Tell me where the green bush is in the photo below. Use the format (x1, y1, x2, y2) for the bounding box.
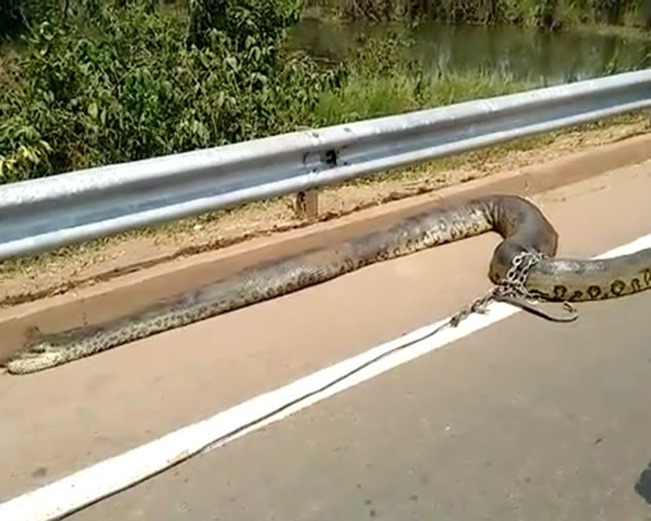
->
(5, 0, 618, 185)
(0, 0, 344, 182)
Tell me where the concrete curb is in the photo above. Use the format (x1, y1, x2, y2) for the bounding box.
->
(2, 132, 651, 364)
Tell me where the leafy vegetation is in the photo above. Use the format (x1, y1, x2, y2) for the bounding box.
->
(0, 0, 648, 184)
(0, 0, 348, 181)
(0, 0, 542, 184)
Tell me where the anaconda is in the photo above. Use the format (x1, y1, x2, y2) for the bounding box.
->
(5, 194, 651, 375)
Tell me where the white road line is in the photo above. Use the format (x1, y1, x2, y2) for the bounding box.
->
(1, 232, 650, 521)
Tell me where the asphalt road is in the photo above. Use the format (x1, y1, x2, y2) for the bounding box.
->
(70, 287, 651, 521)
(2, 159, 651, 520)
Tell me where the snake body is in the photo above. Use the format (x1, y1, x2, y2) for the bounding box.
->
(5, 194, 651, 375)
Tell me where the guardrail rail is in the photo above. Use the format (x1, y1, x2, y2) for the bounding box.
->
(1, 69, 650, 262)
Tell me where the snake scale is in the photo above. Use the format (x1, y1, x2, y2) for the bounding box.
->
(5, 194, 651, 375)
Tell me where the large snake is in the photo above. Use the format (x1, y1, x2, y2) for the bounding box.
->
(4, 194, 651, 375)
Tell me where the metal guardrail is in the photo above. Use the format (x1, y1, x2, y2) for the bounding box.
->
(1, 69, 651, 262)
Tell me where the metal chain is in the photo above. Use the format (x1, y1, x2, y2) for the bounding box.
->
(447, 250, 578, 328)
(495, 250, 547, 300)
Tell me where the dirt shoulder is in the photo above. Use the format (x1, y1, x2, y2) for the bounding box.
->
(0, 116, 648, 308)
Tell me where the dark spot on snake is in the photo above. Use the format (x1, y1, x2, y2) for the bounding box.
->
(644, 269, 651, 286)
(587, 285, 601, 299)
(632, 277, 642, 292)
(610, 279, 626, 296)
(553, 285, 567, 300)
(570, 290, 583, 301)
(527, 289, 545, 300)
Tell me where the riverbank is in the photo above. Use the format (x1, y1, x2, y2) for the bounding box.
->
(301, 0, 651, 31)
(3, 9, 648, 185)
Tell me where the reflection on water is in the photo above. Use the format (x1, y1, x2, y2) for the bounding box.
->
(290, 20, 651, 84)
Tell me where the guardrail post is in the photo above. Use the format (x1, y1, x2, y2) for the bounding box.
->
(295, 190, 320, 221)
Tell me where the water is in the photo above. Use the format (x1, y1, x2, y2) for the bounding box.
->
(289, 20, 651, 85)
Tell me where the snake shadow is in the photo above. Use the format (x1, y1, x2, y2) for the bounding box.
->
(634, 459, 651, 505)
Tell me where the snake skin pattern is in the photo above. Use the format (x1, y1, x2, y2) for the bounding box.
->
(5, 194, 651, 375)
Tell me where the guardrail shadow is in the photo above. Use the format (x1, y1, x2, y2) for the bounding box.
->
(634, 459, 651, 505)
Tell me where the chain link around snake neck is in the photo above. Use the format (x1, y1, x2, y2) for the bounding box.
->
(448, 250, 578, 327)
(495, 250, 547, 300)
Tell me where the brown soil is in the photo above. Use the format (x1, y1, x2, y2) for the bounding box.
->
(0, 117, 648, 308)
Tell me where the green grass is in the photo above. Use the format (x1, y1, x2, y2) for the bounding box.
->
(307, 26, 539, 125)
(315, 69, 535, 125)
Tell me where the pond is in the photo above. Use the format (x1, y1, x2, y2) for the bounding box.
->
(289, 19, 651, 85)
